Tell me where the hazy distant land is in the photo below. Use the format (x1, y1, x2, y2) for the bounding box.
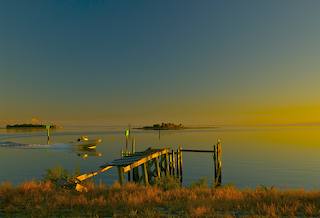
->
(6, 124, 57, 129)
(135, 122, 218, 130)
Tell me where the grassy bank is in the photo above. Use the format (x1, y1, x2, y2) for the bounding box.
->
(0, 180, 320, 217)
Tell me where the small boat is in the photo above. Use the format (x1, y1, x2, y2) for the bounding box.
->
(71, 136, 102, 149)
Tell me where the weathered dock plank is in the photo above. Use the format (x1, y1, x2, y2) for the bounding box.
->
(76, 165, 113, 182)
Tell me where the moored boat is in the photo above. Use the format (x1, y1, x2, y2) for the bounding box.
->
(71, 136, 102, 149)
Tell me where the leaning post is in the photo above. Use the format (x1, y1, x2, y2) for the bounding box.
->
(213, 140, 222, 187)
(213, 144, 217, 185)
(217, 139, 222, 186)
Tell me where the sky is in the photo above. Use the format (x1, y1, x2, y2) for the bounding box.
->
(1, 0, 320, 126)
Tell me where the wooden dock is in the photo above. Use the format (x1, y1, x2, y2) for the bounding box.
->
(74, 141, 222, 192)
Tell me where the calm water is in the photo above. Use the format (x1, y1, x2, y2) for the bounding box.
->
(0, 125, 320, 189)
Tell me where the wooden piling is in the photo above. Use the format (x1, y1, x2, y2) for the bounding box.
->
(133, 167, 139, 182)
(159, 155, 164, 175)
(154, 157, 161, 178)
(118, 167, 124, 186)
(46, 125, 50, 144)
(128, 171, 131, 182)
(213, 145, 217, 183)
(171, 150, 176, 176)
(179, 146, 183, 183)
(142, 163, 149, 185)
(168, 153, 172, 175)
(131, 137, 136, 154)
(216, 140, 222, 186)
(176, 149, 180, 179)
(213, 141, 222, 187)
(165, 153, 169, 175)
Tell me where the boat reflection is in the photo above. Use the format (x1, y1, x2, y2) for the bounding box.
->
(76, 147, 102, 159)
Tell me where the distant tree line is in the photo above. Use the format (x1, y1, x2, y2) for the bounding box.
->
(142, 122, 184, 130)
(6, 124, 56, 129)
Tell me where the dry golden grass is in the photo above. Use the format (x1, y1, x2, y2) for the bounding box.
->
(1, 180, 320, 217)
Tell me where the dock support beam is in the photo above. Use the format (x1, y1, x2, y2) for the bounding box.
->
(155, 158, 161, 178)
(118, 167, 125, 186)
(172, 150, 176, 176)
(142, 163, 149, 185)
(177, 146, 183, 183)
(133, 167, 139, 182)
(46, 125, 50, 144)
(213, 140, 222, 187)
(176, 149, 180, 179)
(165, 153, 169, 175)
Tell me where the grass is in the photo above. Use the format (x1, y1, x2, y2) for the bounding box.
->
(0, 180, 320, 217)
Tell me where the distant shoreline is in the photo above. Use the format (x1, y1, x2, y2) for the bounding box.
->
(134, 126, 219, 130)
(6, 124, 57, 129)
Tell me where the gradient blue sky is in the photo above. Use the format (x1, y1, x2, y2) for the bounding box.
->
(1, 1, 320, 125)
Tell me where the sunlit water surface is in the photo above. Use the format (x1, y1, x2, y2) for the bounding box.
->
(0, 125, 320, 189)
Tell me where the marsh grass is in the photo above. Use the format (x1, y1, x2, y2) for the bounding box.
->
(190, 177, 209, 189)
(1, 179, 320, 217)
(43, 166, 80, 188)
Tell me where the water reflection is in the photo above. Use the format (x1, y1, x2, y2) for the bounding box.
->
(0, 125, 320, 188)
(0, 139, 103, 159)
(76, 147, 103, 160)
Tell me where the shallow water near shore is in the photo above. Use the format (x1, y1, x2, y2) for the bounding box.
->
(0, 125, 320, 189)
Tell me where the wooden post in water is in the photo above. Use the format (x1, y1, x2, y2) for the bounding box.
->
(142, 163, 149, 185)
(217, 140, 222, 186)
(168, 152, 172, 175)
(213, 145, 217, 184)
(118, 167, 125, 186)
(155, 157, 161, 178)
(46, 125, 50, 144)
(179, 145, 183, 183)
(213, 140, 222, 187)
(133, 167, 139, 182)
(171, 149, 176, 176)
(131, 137, 136, 154)
(165, 153, 169, 175)
(128, 171, 131, 182)
(125, 129, 129, 153)
(176, 148, 180, 179)
(127, 137, 131, 182)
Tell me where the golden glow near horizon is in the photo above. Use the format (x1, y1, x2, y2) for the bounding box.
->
(1, 1, 320, 127)
(2, 102, 320, 127)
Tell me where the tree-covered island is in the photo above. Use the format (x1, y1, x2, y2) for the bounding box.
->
(138, 122, 185, 130)
(6, 124, 57, 129)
